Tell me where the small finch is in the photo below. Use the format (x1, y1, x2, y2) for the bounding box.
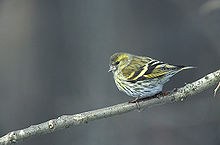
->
(109, 52, 194, 102)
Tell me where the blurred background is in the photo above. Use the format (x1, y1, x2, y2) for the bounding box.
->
(0, 0, 220, 145)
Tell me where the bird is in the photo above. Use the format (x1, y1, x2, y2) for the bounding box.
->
(109, 52, 194, 102)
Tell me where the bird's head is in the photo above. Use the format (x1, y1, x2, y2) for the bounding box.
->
(109, 52, 129, 72)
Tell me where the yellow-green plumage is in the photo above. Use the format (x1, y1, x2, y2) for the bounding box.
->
(109, 52, 194, 99)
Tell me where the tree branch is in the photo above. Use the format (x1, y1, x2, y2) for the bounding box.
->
(0, 69, 220, 145)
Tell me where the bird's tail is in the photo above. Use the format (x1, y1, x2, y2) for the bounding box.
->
(178, 65, 196, 71)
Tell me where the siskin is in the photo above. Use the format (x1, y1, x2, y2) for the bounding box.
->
(109, 52, 194, 102)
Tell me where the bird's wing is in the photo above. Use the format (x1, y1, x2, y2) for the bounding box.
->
(143, 63, 172, 79)
(121, 56, 182, 82)
(143, 64, 193, 79)
(120, 56, 150, 80)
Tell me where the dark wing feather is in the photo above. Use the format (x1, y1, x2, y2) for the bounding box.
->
(143, 64, 184, 79)
(122, 56, 184, 82)
(121, 56, 153, 81)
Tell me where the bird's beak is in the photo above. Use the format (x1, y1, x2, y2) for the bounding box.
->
(108, 65, 116, 72)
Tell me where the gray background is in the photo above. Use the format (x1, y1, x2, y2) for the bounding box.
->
(0, 0, 220, 145)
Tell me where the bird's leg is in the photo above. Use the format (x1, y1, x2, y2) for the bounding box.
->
(129, 89, 178, 110)
(129, 97, 140, 103)
(136, 101, 141, 111)
(159, 88, 178, 96)
(129, 97, 141, 110)
(155, 91, 166, 98)
(171, 88, 178, 93)
(140, 93, 163, 101)
(153, 89, 178, 99)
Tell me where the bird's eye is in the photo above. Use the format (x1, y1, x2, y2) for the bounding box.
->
(115, 61, 120, 65)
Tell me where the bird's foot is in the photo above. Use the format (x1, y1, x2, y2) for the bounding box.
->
(157, 91, 168, 97)
(154, 88, 178, 99)
(171, 88, 178, 93)
(160, 88, 178, 96)
(129, 97, 140, 103)
(129, 97, 142, 111)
